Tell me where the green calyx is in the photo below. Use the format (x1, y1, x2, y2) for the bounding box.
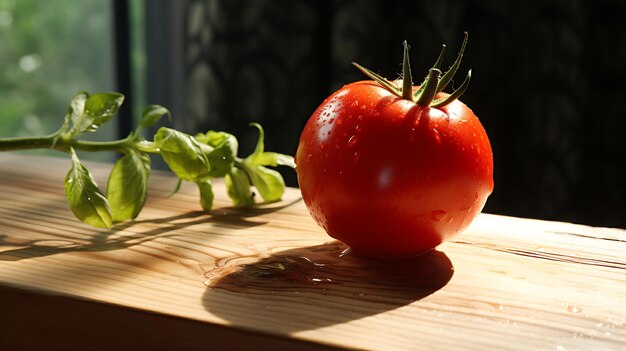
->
(352, 32, 471, 108)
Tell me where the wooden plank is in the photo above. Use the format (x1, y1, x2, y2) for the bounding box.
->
(0, 153, 625, 350)
(0, 284, 343, 351)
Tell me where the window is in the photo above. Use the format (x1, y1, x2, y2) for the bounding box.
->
(0, 0, 115, 161)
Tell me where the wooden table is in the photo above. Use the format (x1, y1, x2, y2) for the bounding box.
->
(0, 153, 624, 350)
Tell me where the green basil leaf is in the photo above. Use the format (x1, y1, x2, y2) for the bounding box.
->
(198, 131, 239, 154)
(64, 148, 113, 228)
(246, 165, 285, 203)
(225, 167, 253, 206)
(67, 91, 88, 133)
(193, 133, 208, 144)
(194, 130, 238, 178)
(107, 150, 151, 222)
(245, 122, 265, 163)
(138, 104, 170, 130)
(205, 145, 235, 178)
(244, 123, 294, 168)
(71, 92, 125, 135)
(168, 177, 183, 197)
(154, 127, 211, 181)
(252, 152, 296, 168)
(196, 179, 214, 212)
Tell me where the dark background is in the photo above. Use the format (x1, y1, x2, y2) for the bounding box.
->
(144, 0, 625, 228)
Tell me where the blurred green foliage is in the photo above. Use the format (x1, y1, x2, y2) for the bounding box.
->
(0, 0, 115, 158)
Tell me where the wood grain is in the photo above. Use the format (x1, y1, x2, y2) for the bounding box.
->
(0, 153, 624, 350)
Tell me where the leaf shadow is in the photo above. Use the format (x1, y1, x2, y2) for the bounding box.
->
(203, 241, 454, 332)
(0, 197, 302, 262)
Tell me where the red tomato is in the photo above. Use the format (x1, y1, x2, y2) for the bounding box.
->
(296, 35, 493, 256)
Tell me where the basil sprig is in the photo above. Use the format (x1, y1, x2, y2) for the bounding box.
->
(1, 92, 294, 228)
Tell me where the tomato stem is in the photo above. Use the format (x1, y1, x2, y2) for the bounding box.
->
(432, 70, 472, 108)
(436, 32, 468, 94)
(433, 44, 447, 70)
(352, 62, 401, 95)
(413, 44, 447, 100)
(401, 41, 413, 100)
(352, 32, 471, 108)
(415, 68, 441, 106)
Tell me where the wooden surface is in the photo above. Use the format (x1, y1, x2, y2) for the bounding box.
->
(0, 153, 624, 350)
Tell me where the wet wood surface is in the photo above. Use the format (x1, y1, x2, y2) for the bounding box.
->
(0, 153, 624, 350)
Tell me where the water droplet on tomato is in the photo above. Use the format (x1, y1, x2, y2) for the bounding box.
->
(431, 210, 447, 222)
(347, 135, 358, 148)
(329, 118, 335, 124)
(353, 151, 361, 164)
(433, 129, 441, 143)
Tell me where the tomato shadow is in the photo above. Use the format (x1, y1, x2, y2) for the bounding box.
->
(203, 241, 454, 332)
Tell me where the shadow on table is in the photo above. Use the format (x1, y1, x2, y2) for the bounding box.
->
(203, 241, 454, 332)
(0, 198, 302, 262)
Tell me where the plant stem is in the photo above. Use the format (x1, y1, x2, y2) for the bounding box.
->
(0, 134, 57, 151)
(63, 138, 130, 153)
(135, 140, 160, 154)
(0, 134, 160, 154)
